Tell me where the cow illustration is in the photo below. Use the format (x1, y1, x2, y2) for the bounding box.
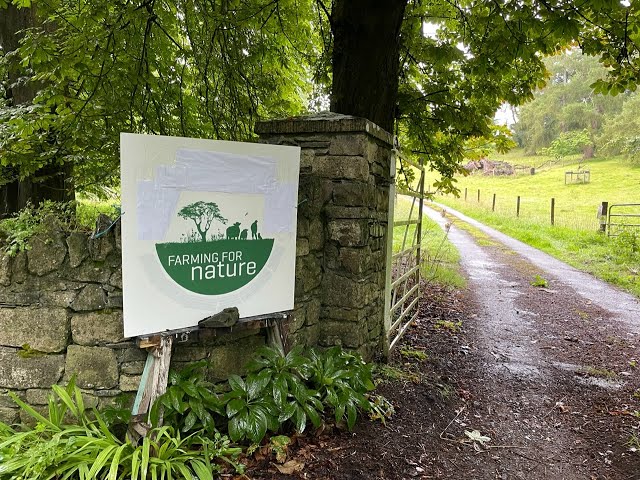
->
(226, 222, 241, 240)
(240, 229, 248, 240)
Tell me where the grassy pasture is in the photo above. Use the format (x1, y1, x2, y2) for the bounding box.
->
(433, 153, 640, 297)
(393, 196, 465, 288)
(437, 154, 640, 231)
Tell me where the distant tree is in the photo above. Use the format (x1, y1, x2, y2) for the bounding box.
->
(177, 201, 226, 242)
(513, 50, 626, 154)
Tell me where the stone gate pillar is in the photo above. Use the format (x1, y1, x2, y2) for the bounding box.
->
(255, 113, 394, 360)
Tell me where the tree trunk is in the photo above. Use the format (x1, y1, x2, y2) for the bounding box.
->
(0, 4, 73, 217)
(330, 0, 407, 133)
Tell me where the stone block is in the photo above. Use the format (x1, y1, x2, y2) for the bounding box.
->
(0, 290, 39, 306)
(65, 345, 119, 389)
(0, 390, 22, 408)
(120, 361, 146, 375)
(305, 298, 321, 326)
(0, 406, 18, 424)
(26, 388, 52, 405)
(66, 232, 88, 268)
(0, 307, 69, 353)
(106, 293, 123, 309)
(314, 156, 369, 181)
(120, 375, 142, 392)
(0, 255, 10, 286)
(308, 218, 324, 251)
(71, 284, 107, 311)
(27, 235, 67, 276)
(295, 255, 322, 294)
(297, 218, 309, 238)
(332, 182, 374, 207)
(0, 348, 64, 389)
(11, 252, 27, 283)
(339, 247, 372, 275)
(65, 261, 112, 283)
(109, 267, 122, 289)
(325, 206, 370, 220)
(319, 321, 368, 349)
(116, 347, 148, 364)
(296, 238, 310, 257)
(206, 335, 265, 381)
(323, 272, 367, 308)
(71, 311, 124, 345)
(328, 219, 369, 247)
(172, 346, 210, 362)
(39, 290, 78, 308)
(328, 134, 366, 156)
(89, 215, 115, 261)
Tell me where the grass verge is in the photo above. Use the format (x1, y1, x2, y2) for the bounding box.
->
(393, 196, 465, 288)
(435, 200, 640, 298)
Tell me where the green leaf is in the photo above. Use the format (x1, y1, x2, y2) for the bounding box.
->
(182, 411, 197, 432)
(226, 398, 245, 418)
(346, 403, 357, 431)
(228, 375, 245, 393)
(293, 406, 307, 434)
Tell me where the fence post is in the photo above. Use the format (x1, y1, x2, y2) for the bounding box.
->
(477, 189, 480, 203)
(598, 201, 608, 233)
(551, 198, 555, 226)
(492, 193, 496, 212)
(464, 188, 467, 201)
(516, 196, 521, 217)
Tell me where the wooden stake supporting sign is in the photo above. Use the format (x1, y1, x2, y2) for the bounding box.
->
(127, 335, 173, 443)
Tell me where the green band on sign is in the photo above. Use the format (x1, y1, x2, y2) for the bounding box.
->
(155, 239, 274, 295)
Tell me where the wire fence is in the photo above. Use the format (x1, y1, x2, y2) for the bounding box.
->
(439, 188, 600, 231)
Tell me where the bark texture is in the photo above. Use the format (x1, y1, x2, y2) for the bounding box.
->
(330, 0, 408, 133)
(0, 4, 72, 217)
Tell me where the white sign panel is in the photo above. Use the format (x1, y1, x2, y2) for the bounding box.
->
(120, 133, 301, 338)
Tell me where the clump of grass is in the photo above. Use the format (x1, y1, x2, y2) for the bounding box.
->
(530, 274, 548, 287)
(434, 319, 462, 333)
(399, 347, 429, 361)
(374, 364, 421, 384)
(581, 366, 617, 378)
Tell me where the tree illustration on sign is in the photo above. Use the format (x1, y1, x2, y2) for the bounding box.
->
(177, 201, 227, 242)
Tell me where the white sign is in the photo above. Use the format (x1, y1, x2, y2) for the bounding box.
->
(120, 133, 300, 338)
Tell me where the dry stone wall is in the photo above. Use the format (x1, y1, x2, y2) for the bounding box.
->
(256, 113, 394, 361)
(0, 220, 265, 424)
(0, 113, 394, 423)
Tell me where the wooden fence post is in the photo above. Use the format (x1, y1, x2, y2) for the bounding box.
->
(492, 193, 496, 212)
(464, 188, 467, 201)
(551, 198, 555, 226)
(516, 196, 521, 217)
(477, 189, 480, 203)
(598, 201, 608, 233)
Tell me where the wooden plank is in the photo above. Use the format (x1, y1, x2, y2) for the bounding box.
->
(392, 244, 420, 261)
(390, 283, 419, 314)
(127, 335, 173, 443)
(391, 264, 420, 289)
(389, 310, 420, 351)
(388, 296, 420, 334)
(393, 219, 419, 227)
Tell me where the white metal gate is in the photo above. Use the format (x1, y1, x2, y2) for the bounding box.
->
(384, 146, 425, 351)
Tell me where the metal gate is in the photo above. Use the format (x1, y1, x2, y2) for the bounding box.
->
(384, 146, 425, 351)
(607, 203, 640, 237)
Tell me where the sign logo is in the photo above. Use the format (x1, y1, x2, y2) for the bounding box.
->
(155, 200, 273, 295)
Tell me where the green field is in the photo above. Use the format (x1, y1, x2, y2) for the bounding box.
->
(434, 152, 640, 297)
(437, 154, 640, 231)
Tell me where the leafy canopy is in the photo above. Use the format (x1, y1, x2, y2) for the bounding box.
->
(1, 0, 640, 195)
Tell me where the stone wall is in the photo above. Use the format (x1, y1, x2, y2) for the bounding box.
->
(0, 219, 265, 424)
(0, 113, 394, 423)
(256, 113, 394, 361)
